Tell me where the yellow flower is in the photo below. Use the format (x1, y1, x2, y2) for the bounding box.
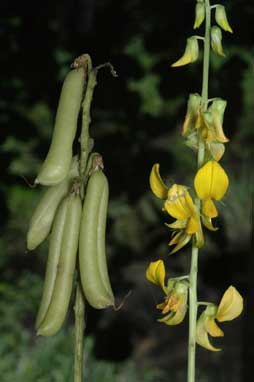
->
(150, 164, 203, 253)
(194, 160, 229, 222)
(146, 260, 188, 325)
(171, 37, 199, 67)
(196, 286, 243, 352)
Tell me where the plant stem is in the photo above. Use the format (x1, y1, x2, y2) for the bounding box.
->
(80, 57, 97, 176)
(187, 1, 211, 382)
(74, 282, 86, 382)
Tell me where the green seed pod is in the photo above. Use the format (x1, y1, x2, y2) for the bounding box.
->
(35, 196, 69, 328)
(37, 192, 82, 336)
(35, 68, 85, 186)
(27, 157, 79, 250)
(79, 170, 114, 309)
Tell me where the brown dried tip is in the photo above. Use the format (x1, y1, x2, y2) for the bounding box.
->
(71, 54, 90, 69)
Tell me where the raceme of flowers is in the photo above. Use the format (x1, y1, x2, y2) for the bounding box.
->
(146, 260, 243, 351)
(149, 160, 229, 254)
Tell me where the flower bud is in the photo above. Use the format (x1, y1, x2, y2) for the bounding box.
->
(194, 3, 205, 29)
(215, 5, 233, 33)
(182, 93, 202, 136)
(171, 36, 199, 67)
(208, 99, 229, 143)
(211, 26, 225, 57)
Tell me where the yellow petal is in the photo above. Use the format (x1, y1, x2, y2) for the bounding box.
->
(158, 288, 188, 325)
(166, 220, 187, 230)
(196, 312, 221, 352)
(171, 37, 199, 67)
(146, 260, 166, 291)
(165, 185, 195, 220)
(186, 215, 199, 234)
(204, 317, 224, 337)
(202, 198, 218, 218)
(216, 286, 243, 322)
(194, 160, 229, 201)
(169, 233, 192, 254)
(201, 215, 218, 231)
(149, 164, 169, 199)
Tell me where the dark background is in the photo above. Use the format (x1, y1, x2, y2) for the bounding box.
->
(0, 0, 253, 381)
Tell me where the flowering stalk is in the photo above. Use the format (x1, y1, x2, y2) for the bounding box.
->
(188, 1, 211, 381)
(147, 1, 243, 381)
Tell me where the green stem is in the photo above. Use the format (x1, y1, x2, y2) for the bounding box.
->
(74, 282, 86, 382)
(187, 1, 211, 382)
(80, 57, 97, 176)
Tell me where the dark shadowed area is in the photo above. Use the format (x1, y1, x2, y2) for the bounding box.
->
(0, 0, 253, 381)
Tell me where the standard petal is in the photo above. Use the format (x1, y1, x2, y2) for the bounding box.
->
(149, 164, 169, 199)
(145, 260, 166, 291)
(194, 161, 229, 201)
(216, 286, 243, 322)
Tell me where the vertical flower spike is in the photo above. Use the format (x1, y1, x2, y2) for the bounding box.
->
(216, 286, 243, 322)
(211, 26, 225, 57)
(215, 5, 233, 33)
(171, 37, 199, 67)
(194, 160, 229, 219)
(149, 164, 169, 199)
(193, 2, 205, 29)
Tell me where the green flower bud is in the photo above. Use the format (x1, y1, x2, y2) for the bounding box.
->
(215, 5, 233, 33)
(194, 3, 205, 29)
(211, 26, 225, 57)
(171, 36, 199, 67)
(182, 93, 202, 136)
